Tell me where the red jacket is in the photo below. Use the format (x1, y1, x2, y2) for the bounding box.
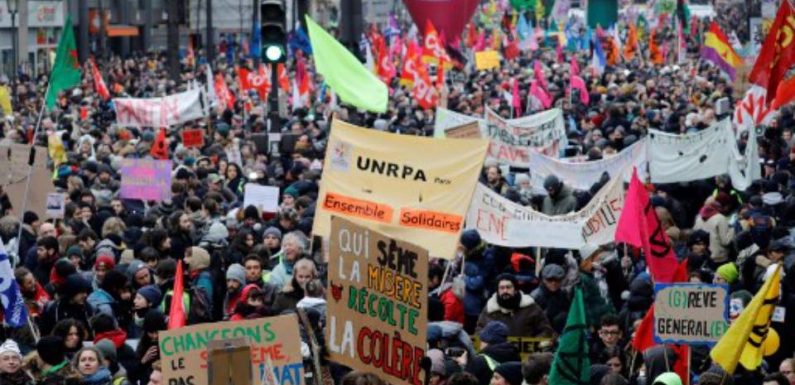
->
(440, 288, 465, 324)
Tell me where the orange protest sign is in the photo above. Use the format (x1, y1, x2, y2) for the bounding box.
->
(181, 129, 205, 148)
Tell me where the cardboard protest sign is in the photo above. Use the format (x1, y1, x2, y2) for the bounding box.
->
(313, 119, 488, 259)
(114, 88, 206, 127)
(467, 167, 626, 248)
(444, 121, 482, 139)
(653, 283, 730, 344)
(181, 129, 205, 148)
(244, 183, 280, 213)
(433, 108, 485, 138)
(45, 193, 65, 219)
(327, 216, 429, 385)
(119, 159, 172, 201)
(0, 143, 54, 218)
(159, 314, 304, 385)
(475, 50, 501, 70)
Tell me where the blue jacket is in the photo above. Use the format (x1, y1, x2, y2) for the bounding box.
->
(192, 271, 214, 306)
(87, 288, 116, 317)
(463, 243, 496, 316)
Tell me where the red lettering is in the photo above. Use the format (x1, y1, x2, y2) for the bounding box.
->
(357, 327, 372, 364)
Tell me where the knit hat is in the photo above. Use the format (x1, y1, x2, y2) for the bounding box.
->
(186, 247, 211, 271)
(50, 258, 77, 286)
(263, 226, 282, 239)
(543, 175, 562, 191)
(66, 245, 83, 260)
(427, 324, 443, 344)
(226, 263, 246, 286)
(716, 263, 739, 284)
(137, 285, 163, 307)
(91, 313, 117, 334)
(126, 259, 147, 279)
(94, 339, 117, 364)
(22, 211, 39, 225)
(59, 274, 91, 298)
(652, 372, 683, 385)
(541, 264, 566, 280)
(243, 205, 260, 221)
(37, 336, 66, 366)
(426, 349, 446, 375)
(459, 229, 481, 251)
(0, 340, 21, 358)
(479, 321, 509, 344)
(579, 244, 601, 260)
(493, 362, 523, 385)
(95, 255, 115, 270)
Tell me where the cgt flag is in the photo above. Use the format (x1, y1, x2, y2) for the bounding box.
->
(710, 265, 781, 373)
(549, 288, 590, 385)
(749, 0, 795, 103)
(0, 240, 29, 328)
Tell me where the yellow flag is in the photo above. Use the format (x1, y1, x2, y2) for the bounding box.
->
(48, 134, 67, 167)
(710, 265, 781, 373)
(0, 86, 12, 115)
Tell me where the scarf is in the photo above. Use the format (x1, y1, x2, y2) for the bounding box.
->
(82, 367, 112, 385)
(42, 360, 69, 377)
(94, 329, 127, 348)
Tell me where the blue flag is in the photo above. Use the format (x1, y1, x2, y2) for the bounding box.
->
(591, 33, 606, 74)
(518, 13, 531, 41)
(288, 26, 312, 55)
(0, 241, 28, 328)
(251, 23, 261, 58)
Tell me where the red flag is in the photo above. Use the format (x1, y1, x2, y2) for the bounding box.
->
(504, 35, 520, 60)
(295, 51, 312, 103)
(150, 128, 168, 160)
(615, 168, 679, 283)
(168, 260, 186, 329)
(624, 23, 638, 61)
(570, 57, 580, 77)
(631, 304, 656, 352)
(511, 78, 522, 116)
(534, 60, 548, 91)
(375, 37, 396, 84)
(650, 28, 664, 65)
(277, 64, 290, 92)
(215, 73, 235, 110)
(400, 42, 421, 86)
(422, 20, 450, 65)
(90, 59, 110, 101)
(750, 0, 795, 103)
(466, 23, 478, 48)
(412, 59, 438, 109)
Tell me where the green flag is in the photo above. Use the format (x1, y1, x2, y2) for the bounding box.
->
(46, 15, 81, 109)
(305, 16, 387, 113)
(548, 288, 590, 385)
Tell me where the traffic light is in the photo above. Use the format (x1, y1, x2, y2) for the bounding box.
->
(261, 0, 287, 63)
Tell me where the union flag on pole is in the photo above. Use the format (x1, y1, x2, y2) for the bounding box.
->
(749, 0, 795, 103)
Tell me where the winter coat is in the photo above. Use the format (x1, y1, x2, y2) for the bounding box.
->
(530, 285, 570, 333)
(39, 300, 94, 336)
(87, 289, 116, 318)
(465, 342, 521, 385)
(693, 211, 734, 264)
(541, 185, 578, 215)
(475, 292, 554, 338)
(428, 320, 476, 357)
(439, 286, 465, 324)
(462, 243, 496, 317)
(271, 282, 305, 315)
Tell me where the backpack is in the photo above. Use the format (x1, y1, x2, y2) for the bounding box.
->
(187, 287, 213, 324)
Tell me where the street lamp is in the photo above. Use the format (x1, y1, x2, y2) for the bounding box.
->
(7, 0, 18, 89)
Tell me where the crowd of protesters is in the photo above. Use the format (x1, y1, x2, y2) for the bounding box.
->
(0, 6, 790, 385)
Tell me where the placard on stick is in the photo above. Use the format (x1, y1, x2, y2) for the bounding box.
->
(326, 216, 429, 385)
(159, 314, 305, 385)
(653, 283, 729, 345)
(475, 50, 501, 70)
(182, 129, 205, 148)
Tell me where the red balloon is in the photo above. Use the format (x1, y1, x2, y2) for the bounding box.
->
(402, 0, 480, 42)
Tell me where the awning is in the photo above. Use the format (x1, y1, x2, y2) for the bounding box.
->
(107, 25, 139, 37)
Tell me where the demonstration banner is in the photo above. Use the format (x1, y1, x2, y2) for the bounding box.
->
(527, 139, 648, 191)
(119, 159, 172, 201)
(313, 119, 488, 259)
(653, 283, 729, 344)
(433, 108, 484, 138)
(467, 167, 626, 248)
(484, 108, 567, 164)
(158, 314, 304, 385)
(114, 88, 206, 127)
(327, 216, 428, 385)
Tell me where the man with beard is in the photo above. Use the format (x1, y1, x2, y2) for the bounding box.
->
(541, 175, 577, 215)
(475, 273, 553, 338)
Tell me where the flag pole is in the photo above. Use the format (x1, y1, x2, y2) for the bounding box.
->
(14, 82, 51, 258)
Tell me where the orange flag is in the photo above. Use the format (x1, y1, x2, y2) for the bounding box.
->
(624, 23, 638, 61)
(650, 28, 664, 65)
(150, 128, 169, 160)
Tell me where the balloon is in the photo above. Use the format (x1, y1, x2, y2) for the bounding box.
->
(762, 328, 780, 356)
(402, 0, 480, 42)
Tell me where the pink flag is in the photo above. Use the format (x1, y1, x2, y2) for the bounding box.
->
(570, 75, 589, 104)
(615, 169, 679, 283)
(529, 32, 539, 51)
(512, 78, 522, 116)
(534, 60, 548, 91)
(570, 57, 580, 77)
(530, 80, 552, 109)
(474, 30, 486, 51)
(556, 44, 564, 63)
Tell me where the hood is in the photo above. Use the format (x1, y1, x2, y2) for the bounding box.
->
(644, 346, 677, 384)
(87, 289, 115, 306)
(552, 184, 574, 202)
(628, 275, 654, 311)
(510, 253, 534, 272)
(481, 342, 521, 363)
(485, 291, 535, 313)
(428, 320, 464, 337)
(94, 329, 127, 349)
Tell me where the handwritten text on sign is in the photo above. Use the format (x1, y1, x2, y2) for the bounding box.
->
(653, 283, 729, 344)
(114, 88, 206, 127)
(327, 216, 429, 385)
(158, 315, 304, 385)
(119, 159, 172, 202)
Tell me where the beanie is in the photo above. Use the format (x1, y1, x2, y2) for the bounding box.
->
(716, 263, 739, 284)
(459, 229, 481, 251)
(226, 263, 246, 286)
(126, 259, 147, 280)
(91, 313, 117, 334)
(493, 362, 523, 385)
(137, 285, 163, 307)
(59, 274, 91, 298)
(50, 258, 77, 287)
(543, 175, 561, 191)
(94, 339, 117, 364)
(37, 336, 66, 366)
(66, 245, 83, 259)
(243, 205, 260, 221)
(478, 321, 509, 344)
(263, 226, 282, 240)
(652, 372, 683, 385)
(0, 340, 21, 358)
(95, 255, 115, 270)
(186, 247, 211, 271)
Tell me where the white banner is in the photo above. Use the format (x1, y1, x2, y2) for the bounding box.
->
(649, 120, 733, 184)
(434, 108, 567, 166)
(527, 139, 648, 192)
(466, 169, 626, 249)
(113, 89, 207, 128)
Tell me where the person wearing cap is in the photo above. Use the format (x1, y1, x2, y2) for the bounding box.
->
(531, 263, 571, 333)
(132, 285, 163, 336)
(223, 263, 246, 319)
(205, 173, 239, 207)
(541, 175, 578, 215)
(491, 362, 523, 385)
(748, 239, 789, 289)
(184, 246, 214, 316)
(714, 262, 739, 287)
(39, 274, 94, 335)
(0, 339, 32, 385)
(693, 197, 734, 266)
(94, 339, 131, 385)
(262, 227, 283, 259)
(476, 273, 553, 338)
(458, 229, 496, 334)
(578, 244, 616, 329)
(457, 320, 520, 385)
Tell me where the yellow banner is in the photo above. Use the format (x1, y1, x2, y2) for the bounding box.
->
(475, 50, 501, 71)
(314, 119, 489, 259)
(0, 86, 12, 115)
